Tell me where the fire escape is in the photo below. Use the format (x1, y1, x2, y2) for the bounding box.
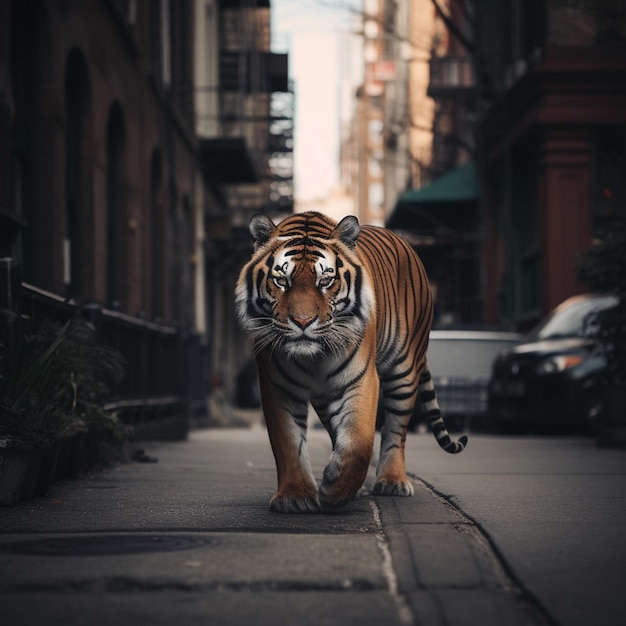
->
(198, 0, 292, 217)
(426, 0, 476, 179)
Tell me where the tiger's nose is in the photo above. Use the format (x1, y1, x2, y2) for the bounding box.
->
(290, 315, 317, 330)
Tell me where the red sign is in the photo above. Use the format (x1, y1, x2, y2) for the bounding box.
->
(372, 60, 397, 81)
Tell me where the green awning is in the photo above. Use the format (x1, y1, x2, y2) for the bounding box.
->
(387, 161, 478, 232)
(397, 161, 477, 204)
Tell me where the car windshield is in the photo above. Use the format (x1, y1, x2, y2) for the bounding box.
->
(529, 296, 618, 341)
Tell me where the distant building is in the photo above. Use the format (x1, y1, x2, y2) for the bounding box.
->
(381, 0, 481, 325)
(193, 0, 292, 403)
(350, 0, 626, 331)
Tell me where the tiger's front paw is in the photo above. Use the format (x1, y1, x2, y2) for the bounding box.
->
(318, 482, 358, 510)
(270, 491, 321, 513)
(318, 458, 361, 510)
(372, 477, 414, 497)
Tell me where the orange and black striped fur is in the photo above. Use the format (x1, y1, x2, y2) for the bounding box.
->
(235, 211, 467, 512)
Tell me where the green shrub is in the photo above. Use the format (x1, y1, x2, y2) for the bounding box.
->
(0, 318, 126, 447)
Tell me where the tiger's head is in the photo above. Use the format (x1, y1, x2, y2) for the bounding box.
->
(235, 212, 374, 359)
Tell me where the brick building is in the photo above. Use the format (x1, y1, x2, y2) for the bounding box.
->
(382, 0, 626, 330)
(476, 0, 626, 329)
(0, 0, 290, 431)
(1, 0, 199, 326)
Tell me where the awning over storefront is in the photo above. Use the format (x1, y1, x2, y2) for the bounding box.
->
(386, 161, 478, 233)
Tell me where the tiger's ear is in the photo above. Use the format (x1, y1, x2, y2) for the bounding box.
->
(249, 214, 276, 250)
(335, 215, 360, 249)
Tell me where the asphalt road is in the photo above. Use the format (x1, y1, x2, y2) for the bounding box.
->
(1, 420, 625, 625)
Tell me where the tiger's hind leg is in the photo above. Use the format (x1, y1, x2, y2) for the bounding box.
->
(373, 371, 419, 497)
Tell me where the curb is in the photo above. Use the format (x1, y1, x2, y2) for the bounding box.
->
(374, 476, 555, 626)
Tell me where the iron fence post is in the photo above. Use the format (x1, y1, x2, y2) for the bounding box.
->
(80, 302, 103, 335)
(0, 258, 21, 360)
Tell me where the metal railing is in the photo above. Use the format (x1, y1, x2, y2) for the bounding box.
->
(1, 258, 206, 440)
(428, 56, 475, 98)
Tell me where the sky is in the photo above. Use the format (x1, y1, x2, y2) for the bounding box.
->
(272, 1, 362, 203)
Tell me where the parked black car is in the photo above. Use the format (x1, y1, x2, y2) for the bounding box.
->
(488, 294, 618, 434)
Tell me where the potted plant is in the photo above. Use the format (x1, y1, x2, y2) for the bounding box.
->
(577, 219, 626, 445)
(0, 317, 126, 504)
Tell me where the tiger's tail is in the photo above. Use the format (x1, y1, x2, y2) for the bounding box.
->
(418, 366, 468, 454)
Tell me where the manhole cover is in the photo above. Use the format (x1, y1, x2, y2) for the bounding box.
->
(2, 534, 216, 557)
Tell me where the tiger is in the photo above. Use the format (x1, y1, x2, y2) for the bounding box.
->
(235, 211, 467, 513)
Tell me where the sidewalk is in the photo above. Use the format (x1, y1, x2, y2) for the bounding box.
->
(0, 426, 549, 626)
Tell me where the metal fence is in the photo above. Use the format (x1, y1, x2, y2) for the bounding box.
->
(1, 258, 207, 441)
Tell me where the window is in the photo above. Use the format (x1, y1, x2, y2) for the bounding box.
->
(593, 126, 626, 235)
(64, 49, 91, 298)
(10, 0, 40, 279)
(106, 103, 126, 309)
(150, 149, 164, 320)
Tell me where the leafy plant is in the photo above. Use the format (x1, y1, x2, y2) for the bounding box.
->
(577, 220, 626, 383)
(0, 317, 126, 447)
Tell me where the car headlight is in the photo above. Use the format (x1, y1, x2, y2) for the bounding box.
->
(536, 354, 584, 374)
